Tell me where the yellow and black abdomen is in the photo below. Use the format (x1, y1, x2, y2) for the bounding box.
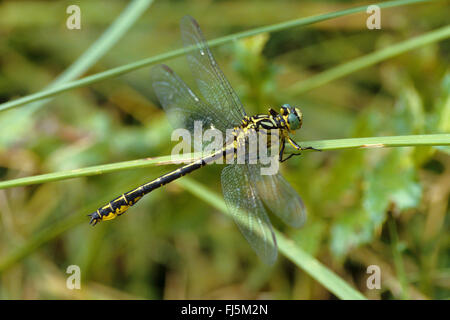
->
(88, 150, 224, 225)
(91, 188, 145, 223)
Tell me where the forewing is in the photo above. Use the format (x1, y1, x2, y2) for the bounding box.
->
(221, 164, 277, 265)
(151, 64, 231, 134)
(248, 165, 307, 228)
(180, 15, 246, 129)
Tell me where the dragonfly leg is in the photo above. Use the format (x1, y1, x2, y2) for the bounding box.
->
(278, 138, 285, 162)
(280, 137, 321, 162)
(288, 137, 322, 152)
(278, 138, 293, 162)
(280, 138, 301, 162)
(300, 146, 322, 152)
(280, 153, 300, 162)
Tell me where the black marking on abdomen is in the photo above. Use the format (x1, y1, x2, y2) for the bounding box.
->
(89, 148, 224, 225)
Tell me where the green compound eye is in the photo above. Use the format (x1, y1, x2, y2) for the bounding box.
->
(288, 113, 300, 130)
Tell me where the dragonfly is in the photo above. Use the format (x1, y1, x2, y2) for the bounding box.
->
(88, 16, 318, 264)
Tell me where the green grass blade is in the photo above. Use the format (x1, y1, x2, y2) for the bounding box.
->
(57, 0, 154, 84)
(0, 0, 154, 148)
(0, 175, 365, 299)
(388, 217, 410, 299)
(296, 134, 450, 150)
(0, 0, 437, 112)
(0, 154, 196, 189)
(0, 214, 86, 273)
(0, 134, 448, 190)
(0, 186, 132, 273)
(1, 132, 448, 297)
(176, 178, 367, 300)
(288, 24, 450, 95)
(275, 233, 366, 300)
(0, 0, 153, 114)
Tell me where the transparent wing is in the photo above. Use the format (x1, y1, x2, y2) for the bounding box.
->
(248, 165, 307, 228)
(151, 64, 234, 134)
(221, 164, 277, 265)
(180, 15, 246, 128)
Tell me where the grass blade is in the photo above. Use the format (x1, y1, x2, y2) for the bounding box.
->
(1, 133, 448, 297)
(289, 24, 450, 94)
(0, 176, 367, 300)
(0, 0, 437, 112)
(0, 0, 154, 114)
(177, 178, 367, 300)
(0, 134, 448, 190)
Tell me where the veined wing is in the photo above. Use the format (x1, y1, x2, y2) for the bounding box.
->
(248, 165, 307, 228)
(221, 164, 277, 265)
(152, 64, 234, 134)
(180, 15, 246, 129)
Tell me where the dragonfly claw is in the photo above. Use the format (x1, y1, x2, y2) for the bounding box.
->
(88, 212, 100, 226)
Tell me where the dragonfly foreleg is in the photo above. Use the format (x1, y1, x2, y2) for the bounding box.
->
(279, 138, 300, 162)
(280, 153, 298, 163)
(288, 137, 321, 152)
(279, 137, 321, 162)
(300, 146, 322, 152)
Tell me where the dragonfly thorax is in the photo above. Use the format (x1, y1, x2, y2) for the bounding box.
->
(239, 104, 303, 134)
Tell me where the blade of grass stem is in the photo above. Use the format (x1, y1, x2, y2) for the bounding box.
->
(1, 0, 153, 115)
(0, 178, 365, 300)
(0, 134, 448, 190)
(0, 0, 437, 112)
(177, 178, 367, 300)
(388, 217, 410, 299)
(0, 213, 85, 273)
(288, 24, 450, 95)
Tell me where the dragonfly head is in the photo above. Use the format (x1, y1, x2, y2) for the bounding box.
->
(280, 104, 303, 132)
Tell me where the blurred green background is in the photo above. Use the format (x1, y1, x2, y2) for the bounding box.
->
(0, 0, 448, 299)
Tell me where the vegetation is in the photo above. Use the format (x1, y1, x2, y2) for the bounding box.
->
(0, 0, 448, 299)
